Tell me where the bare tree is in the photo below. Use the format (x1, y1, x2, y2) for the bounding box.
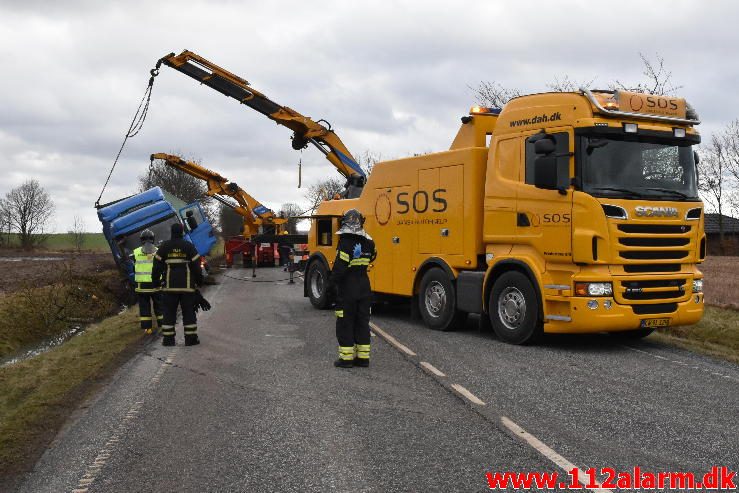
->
(470, 81, 522, 108)
(698, 136, 731, 252)
(358, 150, 382, 176)
(2, 180, 54, 250)
(472, 53, 679, 108)
(68, 215, 86, 252)
(612, 53, 682, 96)
(219, 203, 244, 238)
(140, 155, 217, 226)
(278, 203, 304, 234)
(303, 177, 345, 214)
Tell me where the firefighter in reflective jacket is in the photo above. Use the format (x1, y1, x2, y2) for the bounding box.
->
(152, 222, 204, 347)
(332, 209, 376, 368)
(130, 229, 162, 334)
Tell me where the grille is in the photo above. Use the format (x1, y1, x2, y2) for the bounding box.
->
(623, 263, 681, 273)
(616, 222, 693, 265)
(620, 250, 689, 260)
(632, 303, 677, 315)
(618, 225, 691, 234)
(620, 278, 687, 301)
(619, 237, 690, 247)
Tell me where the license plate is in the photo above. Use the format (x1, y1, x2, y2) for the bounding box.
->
(641, 318, 670, 328)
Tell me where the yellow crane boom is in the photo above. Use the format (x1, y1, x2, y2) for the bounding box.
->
(150, 153, 286, 236)
(156, 50, 366, 198)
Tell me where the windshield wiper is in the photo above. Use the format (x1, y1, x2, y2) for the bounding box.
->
(590, 187, 643, 198)
(643, 187, 690, 199)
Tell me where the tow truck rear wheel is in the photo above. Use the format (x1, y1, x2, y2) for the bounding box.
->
(489, 271, 542, 344)
(418, 268, 466, 331)
(307, 260, 332, 309)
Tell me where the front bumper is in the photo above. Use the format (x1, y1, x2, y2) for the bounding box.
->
(543, 293, 704, 334)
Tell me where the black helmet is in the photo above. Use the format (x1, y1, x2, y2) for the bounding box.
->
(337, 209, 365, 235)
(140, 229, 155, 243)
(171, 222, 184, 239)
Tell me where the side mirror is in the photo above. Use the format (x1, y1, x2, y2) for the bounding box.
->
(534, 156, 558, 190)
(534, 138, 555, 155)
(693, 150, 700, 165)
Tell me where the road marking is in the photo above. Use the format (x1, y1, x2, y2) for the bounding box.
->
(370, 322, 416, 356)
(72, 348, 177, 491)
(451, 383, 485, 405)
(371, 320, 614, 490)
(623, 345, 739, 382)
(501, 417, 612, 492)
(420, 361, 446, 377)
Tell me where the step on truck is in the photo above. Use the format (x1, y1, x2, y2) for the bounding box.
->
(97, 187, 217, 284)
(305, 89, 705, 343)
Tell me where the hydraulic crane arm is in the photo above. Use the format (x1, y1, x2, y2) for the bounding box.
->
(157, 50, 366, 197)
(150, 153, 286, 236)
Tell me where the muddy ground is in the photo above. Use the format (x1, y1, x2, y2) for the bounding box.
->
(0, 250, 122, 296)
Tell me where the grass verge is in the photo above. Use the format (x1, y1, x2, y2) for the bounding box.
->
(0, 308, 145, 490)
(651, 305, 739, 364)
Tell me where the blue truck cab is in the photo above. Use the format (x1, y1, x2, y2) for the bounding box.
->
(97, 187, 216, 283)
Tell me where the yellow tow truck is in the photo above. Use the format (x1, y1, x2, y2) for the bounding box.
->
(155, 50, 704, 343)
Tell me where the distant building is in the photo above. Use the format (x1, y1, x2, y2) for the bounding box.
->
(704, 213, 739, 256)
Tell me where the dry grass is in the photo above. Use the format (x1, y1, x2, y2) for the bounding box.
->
(0, 309, 144, 490)
(701, 256, 739, 309)
(0, 266, 125, 358)
(653, 306, 739, 364)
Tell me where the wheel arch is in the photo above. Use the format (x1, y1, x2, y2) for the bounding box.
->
(482, 259, 543, 318)
(413, 257, 457, 296)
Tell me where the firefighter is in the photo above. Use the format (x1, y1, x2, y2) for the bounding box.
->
(331, 209, 376, 368)
(130, 229, 162, 334)
(152, 222, 204, 347)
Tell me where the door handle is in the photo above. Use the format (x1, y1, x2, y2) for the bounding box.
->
(440, 229, 449, 237)
(392, 236, 400, 244)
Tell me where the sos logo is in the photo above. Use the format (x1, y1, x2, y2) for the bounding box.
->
(397, 189, 448, 214)
(542, 213, 571, 224)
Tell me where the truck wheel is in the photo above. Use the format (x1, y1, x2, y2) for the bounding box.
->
(307, 261, 332, 309)
(489, 271, 541, 344)
(418, 268, 466, 331)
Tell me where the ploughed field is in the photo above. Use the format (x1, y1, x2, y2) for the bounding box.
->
(0, 251, 117, 295)
(701, 256, 739, 309)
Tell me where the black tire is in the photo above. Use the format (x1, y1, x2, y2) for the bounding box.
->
(489, 271, 542, 344)
(418, 268, 466, 331)
(307, 260, 332, 309)
(608, 328, 654, 339)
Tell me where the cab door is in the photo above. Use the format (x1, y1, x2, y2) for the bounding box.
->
(515, 130, 573, 262)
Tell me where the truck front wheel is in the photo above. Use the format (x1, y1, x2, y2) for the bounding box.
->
(418, 268, 466, 331)
(307, 261, 332, 309)
(489, 271, 542, 344)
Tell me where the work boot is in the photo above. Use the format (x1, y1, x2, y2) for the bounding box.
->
(354, 358, 369, 368)
(334, 358, 354, 368)
(185, 334, 200, 346)
(162, 335, 175, 347)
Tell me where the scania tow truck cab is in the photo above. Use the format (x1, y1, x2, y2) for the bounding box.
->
(304, 89, 704, 343)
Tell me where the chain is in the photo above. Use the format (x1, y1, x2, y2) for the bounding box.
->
(95, 65, 162, 208)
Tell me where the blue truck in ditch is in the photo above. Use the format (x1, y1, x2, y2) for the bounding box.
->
(97, 187, 216, 284)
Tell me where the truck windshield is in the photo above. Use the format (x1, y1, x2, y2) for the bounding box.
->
(116, 214, 180, 258)
(579, 134, 698, 201)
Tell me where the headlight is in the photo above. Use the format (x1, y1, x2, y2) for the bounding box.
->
(692, 279, 703, 293)
(575, 282, 613, 296)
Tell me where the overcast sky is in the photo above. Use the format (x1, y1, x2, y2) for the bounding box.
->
(1, 0, 738, 232)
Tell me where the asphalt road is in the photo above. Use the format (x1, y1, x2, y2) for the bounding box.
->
(17, 267, 739, 492)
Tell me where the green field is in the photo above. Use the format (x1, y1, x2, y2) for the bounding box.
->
(1, 233, 108, 251)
